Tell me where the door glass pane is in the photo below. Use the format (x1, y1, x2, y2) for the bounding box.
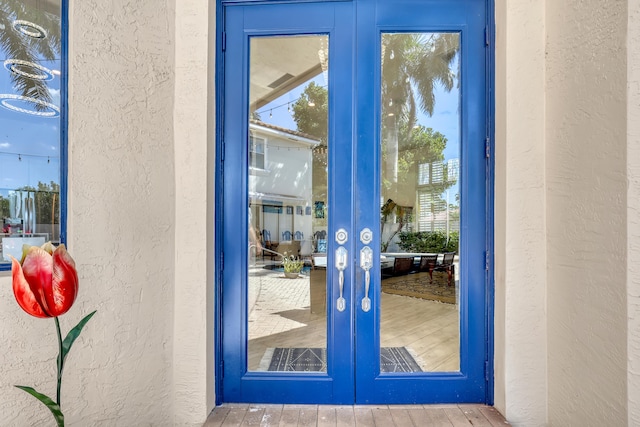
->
(247, 35, 329, 372)
(379, 32, 460, 372)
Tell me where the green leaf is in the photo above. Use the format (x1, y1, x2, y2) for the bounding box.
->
(60, 310, 97, 369)
(15, 385, 64, 427)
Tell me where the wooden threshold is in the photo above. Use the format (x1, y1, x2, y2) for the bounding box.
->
(204, 403, 510, 426)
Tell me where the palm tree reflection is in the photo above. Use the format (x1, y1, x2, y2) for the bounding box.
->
(0, 0, 60, 110)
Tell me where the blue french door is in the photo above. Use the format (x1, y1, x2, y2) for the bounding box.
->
(219, 0, 490, 404)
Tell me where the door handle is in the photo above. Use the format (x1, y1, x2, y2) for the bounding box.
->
(360, 246, 373, 312)
(335, 246, 348, 312)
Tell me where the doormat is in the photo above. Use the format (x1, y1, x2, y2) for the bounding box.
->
(381, 272, 456, 304)
(261, 347, 422, 373)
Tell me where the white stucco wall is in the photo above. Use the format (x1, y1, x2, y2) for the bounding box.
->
(628, 1, 640, 425)
(173, 0, 216, 424)
(546, 1, 628, 426)
(494, 0, 548, 424)
(68, 0, 177, 424)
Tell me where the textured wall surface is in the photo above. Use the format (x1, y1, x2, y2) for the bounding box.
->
(546, 1, 628, 426)
(494, 0, 548, 424)
(67, 0, 177, 424)
(172, 0, 216, 424)
(0, 278, 61, 426)
(629, 1, 640, 425)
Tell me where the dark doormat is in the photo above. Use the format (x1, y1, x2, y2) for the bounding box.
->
(263, 347, 422, 372)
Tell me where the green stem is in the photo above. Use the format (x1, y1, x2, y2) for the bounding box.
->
(55, 316, 63, 407)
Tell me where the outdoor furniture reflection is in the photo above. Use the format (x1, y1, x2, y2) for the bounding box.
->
(300, 239, 314, 264)
(381, 252, 457, 286)
(314, 230, 327, 240)
(433, 252, 455, 286)
(261, 229, 278, 260)
(382, 256, 414, 277)
(418, 254, 438, 283)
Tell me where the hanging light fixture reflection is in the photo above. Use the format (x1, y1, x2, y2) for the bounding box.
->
(0, 94, 60, 117)
(12, 19, 47, 38)
(4, 59, 54, 81)
(317, 36, 329, 84)
(313, 145, 328, 167)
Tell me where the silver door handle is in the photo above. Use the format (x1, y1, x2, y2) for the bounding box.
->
(335, 246, 348, 312)
(360, 246, 373, 312)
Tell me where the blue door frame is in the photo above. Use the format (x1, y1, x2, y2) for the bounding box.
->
(216, 0, 494, 405)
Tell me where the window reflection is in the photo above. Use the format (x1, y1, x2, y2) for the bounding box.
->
(247, 35, 329, 372)
(0, 0, 62, 266)
(379, 32, 461, 372)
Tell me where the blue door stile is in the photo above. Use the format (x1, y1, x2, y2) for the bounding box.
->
(220, 1, 356, 404)
(353, 0, 488, 403)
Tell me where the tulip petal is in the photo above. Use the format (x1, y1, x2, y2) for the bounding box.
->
(11, 257, 49, 318)
(41, 241, 55, 255)
(48, 245, 79, 317)
(21, 246, 54, 317)
(20, 244, 31, 264)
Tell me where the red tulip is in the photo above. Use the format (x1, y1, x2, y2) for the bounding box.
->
(11, 243, 79, 318)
